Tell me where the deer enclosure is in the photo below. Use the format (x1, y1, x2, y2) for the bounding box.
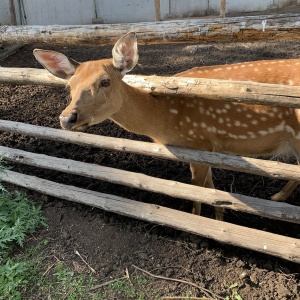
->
(0, 13, 300, 299)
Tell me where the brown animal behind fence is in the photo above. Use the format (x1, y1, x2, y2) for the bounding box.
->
(33, 32, 300, 220)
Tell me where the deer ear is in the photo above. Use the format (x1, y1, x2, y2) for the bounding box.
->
(33, 49, 80, 80)
(112, 32, 138, 75)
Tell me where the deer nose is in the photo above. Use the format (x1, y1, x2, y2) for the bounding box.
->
(59, 112, 78, 130)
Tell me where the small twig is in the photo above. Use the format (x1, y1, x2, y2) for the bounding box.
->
(125, 267, 133, 286)
(42, 263, 56, 276)
(90, 276, 127, 291)
(75, 250, 96, 273)
(132, 265, 224, 300)
(162, 297, 212, 300)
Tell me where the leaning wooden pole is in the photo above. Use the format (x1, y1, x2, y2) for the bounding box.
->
(1, 145, 300, 224)
(1, 67, 300, 108)
(0, 120, 299, 184)
(2, 170, 300, 263)
(1, 13, 300, 45)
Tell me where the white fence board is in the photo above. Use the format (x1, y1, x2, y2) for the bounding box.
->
(0, 0, 296, 25)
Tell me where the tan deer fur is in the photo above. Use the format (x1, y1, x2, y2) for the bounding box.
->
(33, 32, 300, 220)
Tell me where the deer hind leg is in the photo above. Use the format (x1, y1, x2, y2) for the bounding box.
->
(271, 144, 299, 201)
(190, 163, 224, 220)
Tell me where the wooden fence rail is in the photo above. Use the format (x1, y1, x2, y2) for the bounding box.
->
(2, 169, 300, 263)
(1, 13, 300, 45)
(1, 67, 300, 108)
(0, 120, 299, 183)
(1, 144, 300, 224)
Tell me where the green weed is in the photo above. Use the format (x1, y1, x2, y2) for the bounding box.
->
(0, 164, 46, 300)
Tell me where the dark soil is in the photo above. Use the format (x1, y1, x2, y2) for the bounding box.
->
(1, 17, 300, 300)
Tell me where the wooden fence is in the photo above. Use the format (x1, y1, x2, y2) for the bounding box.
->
(0, 15, 300, 263)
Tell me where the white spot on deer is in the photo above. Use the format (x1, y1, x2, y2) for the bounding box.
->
(285, 125, 295, 134)
(186, 103, 195, 108)
(216, 108, 222, 114)
(199, 107, 204, 114)
(254, 68, 258, 72)
(251, 119, 258, 125)
(206, 111, 211, 116)
(207, 126, 216, 133)
(228, 133, 238, 139)
(234, 120, 241, 127)
(260, 116, 267, 121)
(193, 122, 198, 127)
(186, 116, 191, 122)
(273, 122, 285, 132)
(224, 104, 231, 109)
(218, 117, 224, 124)
(248, 132, 257, 138)
(200, 122, 207, 128)
(246, 113, 252, 118)
(268, 112, 275, 117)
(259, 130, 268, 136)
(188, 130, 194, 135)
(211, 113, 216, 119)
(170, 109, 178, 114)
(238, 135, 248, 139)
(218, 129, 226, 135)
(226, 67, 232, 70)
(240, 65, 245, 68)
(179, 121, 184, 126)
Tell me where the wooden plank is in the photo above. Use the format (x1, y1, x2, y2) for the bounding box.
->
(1, 13, 300, 45)
(1, 67, 300, 108)
(2, 170, 300, 263)
(220, 0, 226, 18)
(155, 0, 160, 21)
(0, 145, 299, 224)
(0, 120, 299, 183)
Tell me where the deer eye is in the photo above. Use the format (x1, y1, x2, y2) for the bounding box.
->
(100, 79, 110, 87)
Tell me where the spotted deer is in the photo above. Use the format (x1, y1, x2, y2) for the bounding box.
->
(33, 32, 300, 220)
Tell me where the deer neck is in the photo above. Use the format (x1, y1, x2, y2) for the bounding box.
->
(110, 81, 166, 140)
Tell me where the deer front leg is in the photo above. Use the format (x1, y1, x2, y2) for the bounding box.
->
(190, 163, 224, 220)
(271, 159, 299, 201)
(271, 180, 299, 201)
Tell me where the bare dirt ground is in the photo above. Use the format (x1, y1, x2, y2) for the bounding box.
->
(1, 8, 300, 300)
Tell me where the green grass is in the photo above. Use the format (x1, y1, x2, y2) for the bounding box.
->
(0, 164, 46, 300)
(0, 161, 244, 300)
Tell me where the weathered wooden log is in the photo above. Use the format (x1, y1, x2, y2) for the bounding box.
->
(0, 145, 299, 224)
(0, 120, 299, 183)
(2, 170, 300, 263)
(1, 67, 300, 108)
(1, 13, 300, 45)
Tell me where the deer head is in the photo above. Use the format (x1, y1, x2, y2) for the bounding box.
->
(33, 32, 139, 131)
